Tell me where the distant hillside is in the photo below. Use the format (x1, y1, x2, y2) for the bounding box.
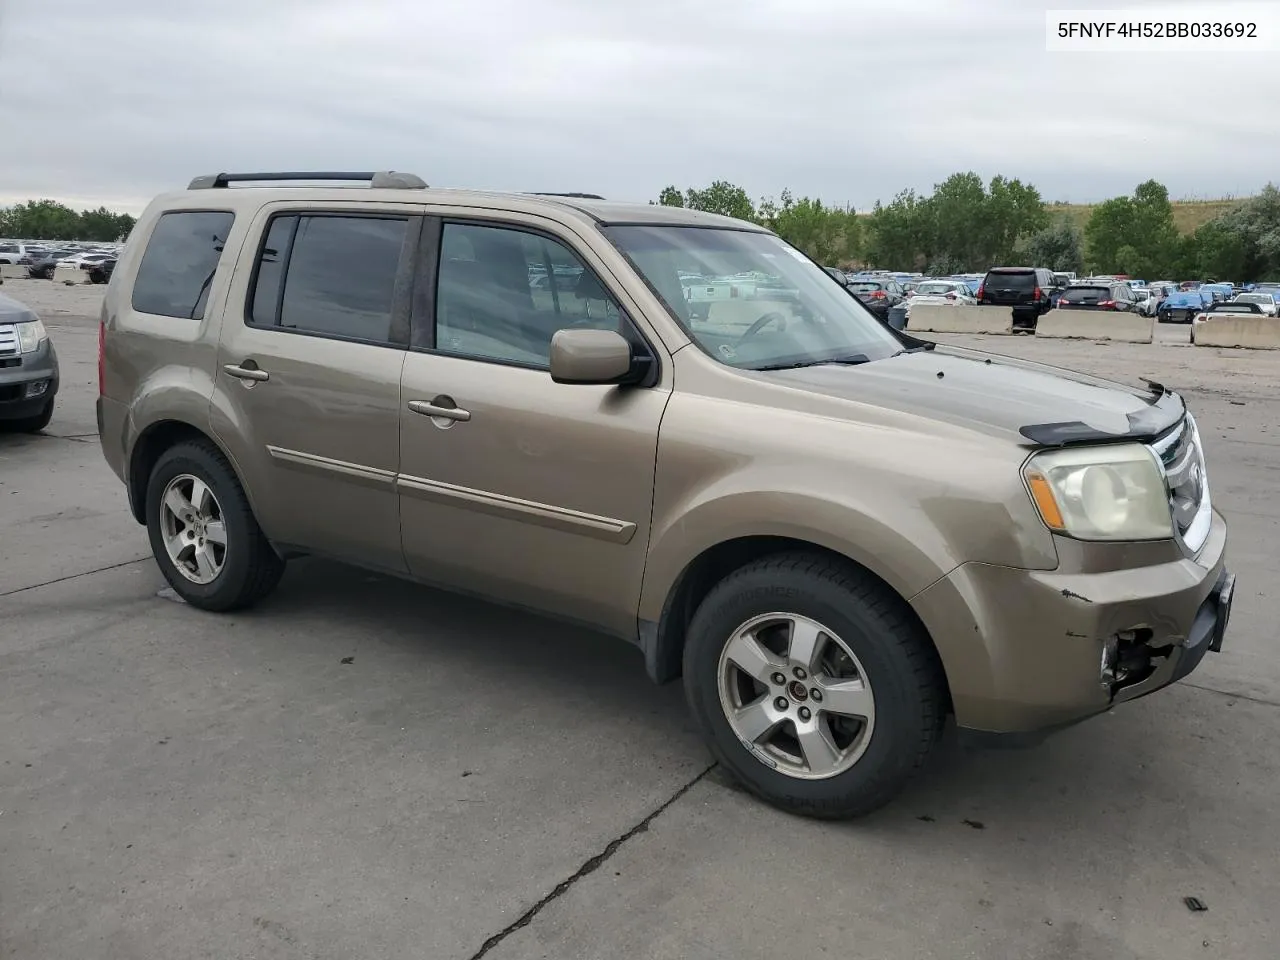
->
(1046, 198, 1243, 235)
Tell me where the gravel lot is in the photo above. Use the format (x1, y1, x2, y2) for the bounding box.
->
(2, 278, 1277, 960)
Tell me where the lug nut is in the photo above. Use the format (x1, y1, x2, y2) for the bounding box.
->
(774, 697, 789, 711)
(811, 688, 823, 702)
(771, 672, 786, 686)
(798, 707, 812, 721)
(793, 667, 807, 680)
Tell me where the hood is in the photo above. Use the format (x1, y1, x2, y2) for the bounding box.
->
(759, 346, 1184, 447)
(0, 293, 39, 325)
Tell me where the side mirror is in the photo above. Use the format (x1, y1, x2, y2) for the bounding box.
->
(549, 328, 638, 385)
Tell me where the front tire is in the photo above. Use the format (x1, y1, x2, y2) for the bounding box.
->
(683, 553, 946, 819)
(145, 440, 284, 611)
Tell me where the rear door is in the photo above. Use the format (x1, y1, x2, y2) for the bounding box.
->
(210, 205, 418, 573)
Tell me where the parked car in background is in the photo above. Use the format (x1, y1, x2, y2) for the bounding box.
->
(1057, 281, 1139, 312)
(0, 291, 59, 432)
(0, 242, 41, 265)
(844, 277, 904, 322)
(1158, 289, 1214, 323)
(1131, 288, 1154, 315)
(906, 279, 976, 309)
(87, 258, 117, 285)
(26, 250, 77, 280)
(1200, 283, 1234, 303)
(1190, 300, 1268, 343)
(977, 267, 1055, 328)
(1231, 292, 1278, 316)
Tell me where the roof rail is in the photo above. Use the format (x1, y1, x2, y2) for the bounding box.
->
(188, 171, 428, 190)
(527, 192, 605, 199)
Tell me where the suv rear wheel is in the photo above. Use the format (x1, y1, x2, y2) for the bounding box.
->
(683, 553, 945, 818)
(145, 440, 284, 611)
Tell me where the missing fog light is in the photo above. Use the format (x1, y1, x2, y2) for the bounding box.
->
(1099, 637, 1120, 686)
(24, 380, 48, 398)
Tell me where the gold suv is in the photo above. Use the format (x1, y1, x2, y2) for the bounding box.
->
(98, 172, 1234, 817)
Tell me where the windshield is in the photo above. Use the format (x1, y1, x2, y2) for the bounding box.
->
(603, 225, 904, 370)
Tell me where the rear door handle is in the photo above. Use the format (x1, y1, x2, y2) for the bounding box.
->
(408, 399, 471, 422)
(224, 363, 270, 382)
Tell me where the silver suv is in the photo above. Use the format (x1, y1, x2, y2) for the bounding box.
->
(98, 172, 1234, 818)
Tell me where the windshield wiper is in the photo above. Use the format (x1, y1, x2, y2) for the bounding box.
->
(752, 354, 872, 371)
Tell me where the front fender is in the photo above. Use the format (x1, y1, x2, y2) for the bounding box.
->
(640, 484, 964, 624)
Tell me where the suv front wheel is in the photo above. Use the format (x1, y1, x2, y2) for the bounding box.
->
(145, 440, 285, 611)
(683, 553, 946, 818)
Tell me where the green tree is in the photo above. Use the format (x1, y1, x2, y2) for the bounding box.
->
(1020, 216, 1085, 272)
(682, 180, 756, 221)
(656, 185, 684, 207)
(79, 206, 134, 242)
(759, 189, 861, 265)
(2, 199, 83, 240)
(1084, 180, 1180, 277)
(1187, 184, 1280, 281)
(866, 172, 1047, 272)
(865, 189, 930, 270)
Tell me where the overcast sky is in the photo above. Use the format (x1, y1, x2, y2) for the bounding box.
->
(2, 0, 1278, 214)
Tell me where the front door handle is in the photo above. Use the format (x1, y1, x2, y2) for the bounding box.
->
(408, 399, 471, 422)
(224, 363, 270, 382)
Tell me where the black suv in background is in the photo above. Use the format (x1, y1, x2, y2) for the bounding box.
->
(977, 266, 1056, 328)
(1057, 281, 1139, 311)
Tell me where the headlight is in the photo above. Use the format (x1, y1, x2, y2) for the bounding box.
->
(1023, 443, 1172, 541)
(16, 320, 48, 354)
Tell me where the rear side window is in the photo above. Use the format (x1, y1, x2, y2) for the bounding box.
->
(131, 211, 235, 319)
(248, 214, 409, 343)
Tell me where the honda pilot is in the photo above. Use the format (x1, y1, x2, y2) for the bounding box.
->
(97, 172, 1234, 818)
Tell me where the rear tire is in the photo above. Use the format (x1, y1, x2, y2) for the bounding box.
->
(683, 552, 946, 819)
(145, 440, 284, 611)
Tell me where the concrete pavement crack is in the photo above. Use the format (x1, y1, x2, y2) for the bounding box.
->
(0, 556, 150, 598)
(1181, 681, 1280, 709)
(466, 762, 716, 960)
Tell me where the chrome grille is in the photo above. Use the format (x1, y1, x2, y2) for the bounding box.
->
(1149, 414, 1211, 553)
(0, 324, 16, 356)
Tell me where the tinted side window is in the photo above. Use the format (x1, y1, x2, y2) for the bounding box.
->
(130, 211, 235, 319)
(434, 222, 624, 367)
(248, 214, 408, 343)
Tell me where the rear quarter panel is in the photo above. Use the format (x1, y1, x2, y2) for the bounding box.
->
(102, 195, 256, 492)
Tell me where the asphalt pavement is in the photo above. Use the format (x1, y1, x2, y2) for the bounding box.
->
(2, 279, 1277, 959)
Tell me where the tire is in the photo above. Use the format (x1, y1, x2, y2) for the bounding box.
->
(683, 552, 946, 819)
(3, 398, 54, 433)
(145, 439, 284, 611)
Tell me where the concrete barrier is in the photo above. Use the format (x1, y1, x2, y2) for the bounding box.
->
(1192, 317, 1280, 350)
(0, 264, 29, 279)
(1035, 310, 1154, 343)
(53, 264, 88, 285)
(906, 304, 1013, 335)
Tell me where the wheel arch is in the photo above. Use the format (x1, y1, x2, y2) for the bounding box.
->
(127, 419, 254, 525)
(640, 534, 952, 719)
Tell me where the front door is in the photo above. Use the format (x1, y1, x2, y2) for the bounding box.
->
(211, 208, 417, 573)
(397, 218, 671, 638)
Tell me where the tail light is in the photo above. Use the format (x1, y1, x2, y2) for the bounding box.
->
(1096, 300, 1117, 309)
(1059, 298, 1070, 306)
(870, 290, 886, 299)
(1032, 286, 1042, 300)
(97, 320, 105, 396)
(976, 284, 984, 300)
